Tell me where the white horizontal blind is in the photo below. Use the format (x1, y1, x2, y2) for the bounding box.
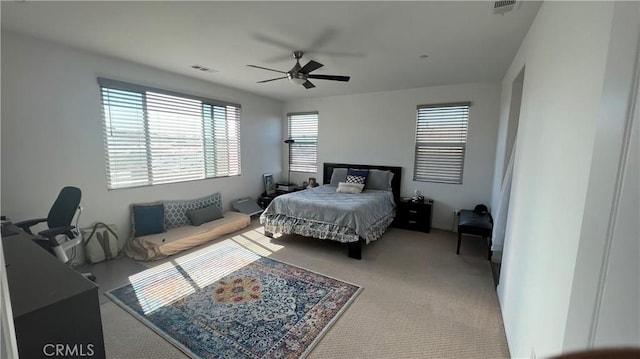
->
(414, 103, 470, 184)
(288, 112, 318, 173)
(99, 78, 241, 189)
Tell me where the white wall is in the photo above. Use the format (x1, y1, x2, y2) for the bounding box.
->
(492, 2, 625, 358)
(564, 1, 640, 350)
(1, 31, 283, 244)
(283, 83, 501, 230)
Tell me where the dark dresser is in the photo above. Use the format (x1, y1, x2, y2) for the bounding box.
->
(394, 198, 433, 233)
(2, 225, 105, 358)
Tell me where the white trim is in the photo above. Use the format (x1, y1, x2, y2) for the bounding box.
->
(0, 239, 19, 359)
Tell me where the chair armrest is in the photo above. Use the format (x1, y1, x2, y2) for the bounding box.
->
(39, 226, 76, 240)
(14, 218, 47, 234)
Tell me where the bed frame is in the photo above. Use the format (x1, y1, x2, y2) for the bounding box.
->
(322, 163, 403, 259)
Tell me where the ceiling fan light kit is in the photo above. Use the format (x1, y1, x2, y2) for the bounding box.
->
(248, 51, 350, 89)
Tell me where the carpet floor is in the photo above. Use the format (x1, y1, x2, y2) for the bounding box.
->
(99, 219, 509, 358)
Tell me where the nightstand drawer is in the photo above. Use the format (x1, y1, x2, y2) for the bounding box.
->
(399, 219, 430, 232)
(401, 207, 427, 217)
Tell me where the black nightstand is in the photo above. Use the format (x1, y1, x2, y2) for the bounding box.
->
(258, 188, 303, 209)
(258, 195, 275, 209)
(394, 198, 433, 233)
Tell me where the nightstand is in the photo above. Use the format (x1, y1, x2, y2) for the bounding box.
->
(394, 198, 433, 233)
(258, 187, 303, 209)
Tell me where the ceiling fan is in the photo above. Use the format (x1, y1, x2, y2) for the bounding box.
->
(247, 51, 350, 89)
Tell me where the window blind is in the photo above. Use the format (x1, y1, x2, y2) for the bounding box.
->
(288, 112, 318, 173)
(99, 78, 241, 189)
(414, 103, 470, 184)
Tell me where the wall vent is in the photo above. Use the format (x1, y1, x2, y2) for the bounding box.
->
(491, 0, 519, 15)
(190, 65, 218, 73)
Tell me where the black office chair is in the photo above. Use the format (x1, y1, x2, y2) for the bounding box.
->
(15, 187, 95, 280)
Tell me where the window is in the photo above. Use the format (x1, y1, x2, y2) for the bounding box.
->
(287, 112, 318, 173)
(414, 103, 470, 184)
(98, 78, 241, 189)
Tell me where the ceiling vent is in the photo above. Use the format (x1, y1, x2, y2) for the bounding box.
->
(491, 1, 519, 15)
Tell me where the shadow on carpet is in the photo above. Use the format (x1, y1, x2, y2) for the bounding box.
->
(106, 242, 361, 358)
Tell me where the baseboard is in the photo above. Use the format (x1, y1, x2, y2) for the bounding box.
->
(491, 261, 501, 288)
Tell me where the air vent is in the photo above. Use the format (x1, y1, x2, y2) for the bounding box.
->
(190, 65, 218, 73)
(491, 0, 519, 15)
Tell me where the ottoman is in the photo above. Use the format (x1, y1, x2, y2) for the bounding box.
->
(457, 208, 493, 260)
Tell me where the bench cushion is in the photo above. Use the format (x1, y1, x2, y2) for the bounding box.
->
(124, 211, 250, 261)
(458, 209, 493, 236)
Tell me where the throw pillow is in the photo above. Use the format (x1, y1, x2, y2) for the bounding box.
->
(336, 182, 365, 194)
(164, 192, 223, 229)
(366, 169, 393, 191)
(186, 204, 224, 226)
(132, 203, 165, 237)
(346, 168, 369, 185)
(329, 168, 348, 187)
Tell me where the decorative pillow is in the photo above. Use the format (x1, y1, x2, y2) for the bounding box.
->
(186, 204, 223, 226)
(132, 203, 165, 237)
(366, 169, 393, 191)
(164, 192, 223, 229)
(336, 182, 365, 194)
(346, 168, 369, 185)
(329, 168, 348, 187)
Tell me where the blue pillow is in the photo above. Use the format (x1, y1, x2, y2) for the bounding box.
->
(132, 204, 166, 237)
(346, 168, 369, 185)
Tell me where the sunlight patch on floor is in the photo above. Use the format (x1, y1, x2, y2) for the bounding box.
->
(128, 241, 262, 314)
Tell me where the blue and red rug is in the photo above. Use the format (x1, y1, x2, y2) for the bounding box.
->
(107, 243, 361, 358)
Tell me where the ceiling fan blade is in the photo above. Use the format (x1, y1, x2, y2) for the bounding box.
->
(263, 53, 296, 63)
(308, 28, 338, 51)
(308, 74, 351, 82)
(303, 80, 316, 89)
(257, 77, 287, 83)
(253, 33, 297, 51)
(299, 60, 323, 74)
(247, 64, 286, 74)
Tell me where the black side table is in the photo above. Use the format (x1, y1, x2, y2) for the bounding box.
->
(394, 198, 433, 233)
(258, 193, 277, 209)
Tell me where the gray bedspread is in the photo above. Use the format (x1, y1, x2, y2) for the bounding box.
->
(260, 185, 395, 242)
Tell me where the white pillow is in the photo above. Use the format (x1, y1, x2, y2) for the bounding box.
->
(336, 182, 365, 194)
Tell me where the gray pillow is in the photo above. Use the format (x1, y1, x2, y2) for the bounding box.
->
(186, 204, 223, 226)
(329, 168, 348, 187)
(366, 169, 393, 191)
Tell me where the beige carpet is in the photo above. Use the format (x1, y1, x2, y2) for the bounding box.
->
(101, 219, 509, 358)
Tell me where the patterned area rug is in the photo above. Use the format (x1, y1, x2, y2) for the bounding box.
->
(106, 243, 362, 358)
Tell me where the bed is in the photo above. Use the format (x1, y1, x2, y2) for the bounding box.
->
(260, 163, 402, 259)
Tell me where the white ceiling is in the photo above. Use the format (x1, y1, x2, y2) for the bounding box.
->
(1, 1, 541, 101)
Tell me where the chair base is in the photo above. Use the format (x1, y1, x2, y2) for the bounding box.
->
(456, 209, 493, 261)
(457, 232, 493, 260)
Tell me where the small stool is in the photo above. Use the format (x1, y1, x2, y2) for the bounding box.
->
(457, 209, 493, 260)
